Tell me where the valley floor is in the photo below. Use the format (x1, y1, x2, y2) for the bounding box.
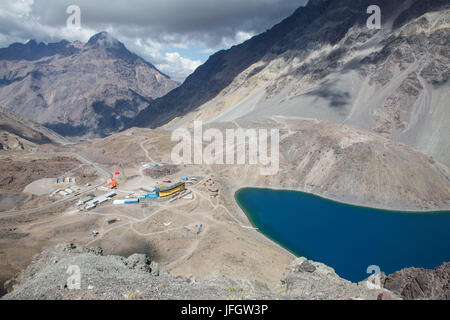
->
(1, 118, 449, 299)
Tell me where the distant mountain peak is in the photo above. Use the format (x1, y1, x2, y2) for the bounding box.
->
(87, 31, 123, 49)
(0, 31, 179, 138)
(25, 40, 37, 46)
(84, 31, 153, 68)
(0, 39, 76, 61)
(307, 0, 330, 6)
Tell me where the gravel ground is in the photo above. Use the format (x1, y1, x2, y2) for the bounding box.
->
(2, 243, 399, 300)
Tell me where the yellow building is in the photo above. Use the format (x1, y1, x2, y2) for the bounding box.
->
(159, 182, 186, 198)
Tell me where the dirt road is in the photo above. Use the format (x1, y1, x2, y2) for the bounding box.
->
(0, 152, 112, 218)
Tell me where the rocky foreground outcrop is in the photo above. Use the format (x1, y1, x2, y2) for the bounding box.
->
(383, 263, 450, 300)
(4, 243, 447, 300)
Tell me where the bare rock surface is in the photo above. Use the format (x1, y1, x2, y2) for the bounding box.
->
(193, 118, 450, 211)
(1, 243, 277, 300)
(131, 0, 450, 167)
(279, 257, 398, 300)
(383, 262, 450, 300)
(0, 108, 68, 151)
(0, 32, 178, 138)
(2, 243, 401, 300)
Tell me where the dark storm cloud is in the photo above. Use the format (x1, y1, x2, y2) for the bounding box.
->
(0, 0, 308, 80)
(31, 0, 307, 47)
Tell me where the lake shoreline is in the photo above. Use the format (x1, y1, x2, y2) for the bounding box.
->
(232, 186, 450, 282)
(217, 178, 450, 283)
(235, 186, 450, 214)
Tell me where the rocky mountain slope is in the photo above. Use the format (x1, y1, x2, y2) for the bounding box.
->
(0, 243, 396, 300)
(80, 117, 450, 211)
(0, 32, 178, 138)
(131, 0, 450, 167)
(212, 118, 450, 211)
(0, 108, 67, 151)
(383, 262, 450, 300)
(2, 243, 447, 300)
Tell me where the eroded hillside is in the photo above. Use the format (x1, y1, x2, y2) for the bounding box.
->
(0, 32, 178, 138)
(131, 0, 450, 167)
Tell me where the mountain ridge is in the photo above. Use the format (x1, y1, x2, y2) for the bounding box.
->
(0, 32, 178, 138)
(0, 108, 68, 151)
(130, 0, 332, 129)
(129, 0, 450, 167)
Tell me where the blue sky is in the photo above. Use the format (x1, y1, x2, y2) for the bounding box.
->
(165, 45, 214, 63)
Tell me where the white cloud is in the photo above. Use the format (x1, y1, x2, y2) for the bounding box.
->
(199, 48, 215, 54)
(0, 0, 96, 46)
(130, 38, 201, 82)
(0, 0, 33, 17)
(221, 31, 255, 48)
(157, 52, 202, 83)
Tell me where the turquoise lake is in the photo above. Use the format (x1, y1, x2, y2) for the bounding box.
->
(235, 188, 450, 282)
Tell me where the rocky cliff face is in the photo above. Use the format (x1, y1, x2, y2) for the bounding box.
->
(384, 262, 450, 300)
(131, 0, 450, 167)
(0, 32, 178, 138)
(3, 243, 447, 300)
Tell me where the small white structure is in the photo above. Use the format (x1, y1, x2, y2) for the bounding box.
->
(114, 198, 139, 205)
(83, 192, 116, 210)
(104, 192, 117, 198)
(76, 195, 94, 207)
(51, 189, 61, 197)
(59, 191, 68, 196)
(65, 188, 73, 194)
(96, 196, 109, 205)
(140, 186, 156, 193)
(85, 202, 97, 210)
